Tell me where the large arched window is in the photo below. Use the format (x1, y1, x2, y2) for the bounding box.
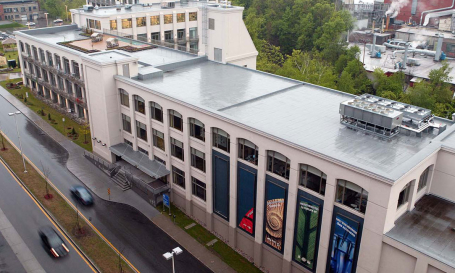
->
(189, 118, 205, 141)
(134, 95, 145, 114)
(267, 151, 290, 180)
(397, 182, 412, 209)
(119, 89, 129, 107)
(299, 164, 326, 195)
(150, 101, 163, 122)
(336, 180, 368, 213)
(238, 138, 258, 165)
(418, 166, 431, 192)
(212, 128, 230, 152)
(169, 110, 183, 131)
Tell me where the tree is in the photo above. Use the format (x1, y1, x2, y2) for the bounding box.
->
(338, 71, 355, 94)
(40, 161, 53, 199)
(407, 82, 436, 110)
(428, 61, 453, 104)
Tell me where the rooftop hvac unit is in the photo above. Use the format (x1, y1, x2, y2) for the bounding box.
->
(125, 4, 132, 9)
(406, 58, 421, 66)
(161, 1, 175, 9)
(83, 5, 94, 11)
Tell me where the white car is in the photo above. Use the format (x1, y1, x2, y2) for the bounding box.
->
(53, 19, 63, 24)
(25, 22, 36, 26)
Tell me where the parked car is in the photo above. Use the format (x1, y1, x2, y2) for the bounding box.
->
(38, 226, 69, 258)
(70, 185, 94, 205)
(25, 22, 36, 26)
(53, 19, 63, 24)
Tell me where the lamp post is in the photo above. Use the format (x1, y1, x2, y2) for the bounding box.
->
(163, 247, 183, 273)
(65, 5, 68, 22)
(8, 111, 27, 173)
(44, 13, 49, 27)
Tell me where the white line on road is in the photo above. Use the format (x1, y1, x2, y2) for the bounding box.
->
(0, 206, 46, 273)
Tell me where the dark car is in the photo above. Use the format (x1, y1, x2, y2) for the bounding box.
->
(38, 226, 69, 258)
(70, 186, 94, 205)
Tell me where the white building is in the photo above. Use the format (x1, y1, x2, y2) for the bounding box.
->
(14, 2, 455, 273)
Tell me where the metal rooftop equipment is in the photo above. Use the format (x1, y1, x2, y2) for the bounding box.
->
(340, 94, 447, 139)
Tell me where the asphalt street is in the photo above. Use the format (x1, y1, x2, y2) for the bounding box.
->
(0, 163, 94, 273)
(0, 95, 212, 273)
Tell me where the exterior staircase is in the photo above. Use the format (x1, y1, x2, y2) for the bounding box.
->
(111, 171, 131, 191)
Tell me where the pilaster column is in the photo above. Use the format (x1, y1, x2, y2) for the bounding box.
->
(254, 147, 267, 267)
(228, 136, 238, 248)
(204, 127, 213, 231)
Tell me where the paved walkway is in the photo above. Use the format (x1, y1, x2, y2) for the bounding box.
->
(0, 86, 234, 273)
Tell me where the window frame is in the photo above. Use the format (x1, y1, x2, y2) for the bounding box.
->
(122, 114, 131, 133)
(172, 166, 185, 189)
(136, 17, 146, 27)
(189, 12, 197, 21)
(150, 15, 159, 25)
(136, 120, 147, 141)
(110, 19, 117, 30)
(170, 137, 184, 161)
(134, 95, 145, 114)
(169, 110, 183, 131)
(212, 128, 230, 152)
(122, 18, 132, 29)
(418, 166, 430, 192)
(267, 151, 290, 180)
(189, 118, 205, 141)
(177, 13, 185, 23)
(192, 177, 206, 201)
(335, 179, 368, 214)
(150, 102, 163, 122)
(152, 129, 165, 151)
(299, 164, 327, 196)
(119, 89, 129, 107)
(164, 14, 173, 24)
(238, 138, 258, 165)
(397, 182, 411, 209)
(191, 147, 206, 172)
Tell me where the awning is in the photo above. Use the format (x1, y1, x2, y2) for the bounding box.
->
(110, 143, 170, 179)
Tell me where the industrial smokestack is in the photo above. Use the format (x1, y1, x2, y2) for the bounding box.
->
(403, 42, 410, 69)
(435, 33, 444, 61)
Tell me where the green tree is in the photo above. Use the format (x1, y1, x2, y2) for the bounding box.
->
(428, 61, 453, 104)
(407, 82, 436, 110)
(338, 71, 355, 94)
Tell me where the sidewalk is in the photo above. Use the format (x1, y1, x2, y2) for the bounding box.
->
(0, 86, 235, 273)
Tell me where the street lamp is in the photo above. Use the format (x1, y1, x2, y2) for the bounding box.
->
(8, 111, 27, 173)
(65, 5, 68, 22)
(44, 13, 49, 27)
(163, 247, 183, 273)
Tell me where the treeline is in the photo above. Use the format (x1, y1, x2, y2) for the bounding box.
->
(233, 0, 454, 118)
(38, 0, 86, 20)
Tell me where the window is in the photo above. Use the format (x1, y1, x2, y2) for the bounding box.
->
(63, 58, 70, 74)
(446, 43, 455, 53)
(189, 118, 205, 141)
(213, 128, 230, 152)
(238, 139, 258, 165)
(72, 61, 80, 78)
(136, 121, 147, 141)
(177, 13, 185, 23)
(189, 12, 197, 21)
(418, 166, 430, 191)
(39, 48, 45, 62)
(54, 54, 61, 70)
(42, 69, 48, 82)
(151, 32, 160, 41)
(397, 182, 411, 208)
(172, 166, 185, 188)
(58, 77, 64, 90)
(170, 138, 184, 161)
(169, 110, 183, 131)
(66, 80, 72, 94)
(192, 177, 206, 201)
(46, 51, 53, 66)
(95, 20, 101, 30)
(124, 138, 133, 146)
(209, 18, 215, 30)
(177, 29, 185, 40)
(164, 30, 173, 41)
(189, 27, 198, 39)
(164, 14, 173, 24)
(21, 7, 25, 12)
(110, 20, 117, 30)
(32, 46, 38, 60)
(134, 95, 145, 114)
(154, 155, 166, 165)
(119, 89, 129, 107)
(336, 180, 368, 214)
(267, 151, 290, 179)
(152, 129, 165, 151)
(136, 17, 146, 27)
(19, 41, 24, 52)
(150, 15, 159, 25)
(299, 164, 326, 195)
(150, 102, 163, 122)
(25, 43, 30, 56)
(191, 147, 205, 172)
(122, 18, 132, 29)
(50, 73, 56, 86)
(122, 114, 131, 133)
(138, 147, 149, 156)
(35, 65, 41, 78)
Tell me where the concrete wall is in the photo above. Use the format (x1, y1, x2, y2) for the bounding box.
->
(431, 149, 455, 201)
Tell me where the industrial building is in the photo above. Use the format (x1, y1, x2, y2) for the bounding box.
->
(0, 0, 43, 21)
(14, 1, 455, 273)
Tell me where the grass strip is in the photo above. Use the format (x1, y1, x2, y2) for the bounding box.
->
(0, 22, 24, 29)
(1, 78, 92, 151)
(165, 204, 262, 273)
(0, 137, 133, 273)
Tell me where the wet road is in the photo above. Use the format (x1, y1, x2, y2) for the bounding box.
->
(0, 163, 95, 273)
(0, 95, 211, 272)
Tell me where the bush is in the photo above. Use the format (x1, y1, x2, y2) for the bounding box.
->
(24, 97, 27, 103)
(48, 113, 51, 120)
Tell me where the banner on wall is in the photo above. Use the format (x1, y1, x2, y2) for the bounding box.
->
(237, 165, 256, 236)
(264, 198, 285, 251)
(328, 214, 360, 273)
(239, 208, 254, 234)
(293, 198, 320, 270)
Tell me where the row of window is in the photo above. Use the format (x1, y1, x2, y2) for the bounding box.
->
(109, 12, 197, 30)
(397, 166, 431, 209)
(171, 166, 206, 200)
(4, 6, 37, 12)
(20, 41, 81, 78)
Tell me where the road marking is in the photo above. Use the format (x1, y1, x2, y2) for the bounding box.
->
(0, 159, 97, 273)
(1, 132, 139, 273)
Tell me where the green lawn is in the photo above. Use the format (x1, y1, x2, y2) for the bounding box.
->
(0, 46, 21, 73)
(166, 204, 262, 273)
(1, 78, 92, 151)
(0, 22, 24, 29)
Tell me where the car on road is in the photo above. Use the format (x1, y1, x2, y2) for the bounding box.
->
(38, 226, 69, 258)
(70, 185, 94, 205)
(53, 19, 63, 24)
(25, 22, 36, 26)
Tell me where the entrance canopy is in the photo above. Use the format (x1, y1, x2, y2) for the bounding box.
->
(110, 143, 170, 179)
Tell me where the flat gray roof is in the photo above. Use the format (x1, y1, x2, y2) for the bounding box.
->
(387, 195, 455, 269)
(123, 60, 454, 181)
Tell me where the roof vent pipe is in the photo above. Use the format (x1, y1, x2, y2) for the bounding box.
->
(435, 33, 444, 61)
(402, 42, 410, 70)
(420, 0, 455, 25)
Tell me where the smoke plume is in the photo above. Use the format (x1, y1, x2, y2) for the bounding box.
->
(385, 0, 410, 18)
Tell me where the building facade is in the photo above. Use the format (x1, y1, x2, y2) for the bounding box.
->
(15, 3, 455, 273)
(0, 0, 43, 21)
